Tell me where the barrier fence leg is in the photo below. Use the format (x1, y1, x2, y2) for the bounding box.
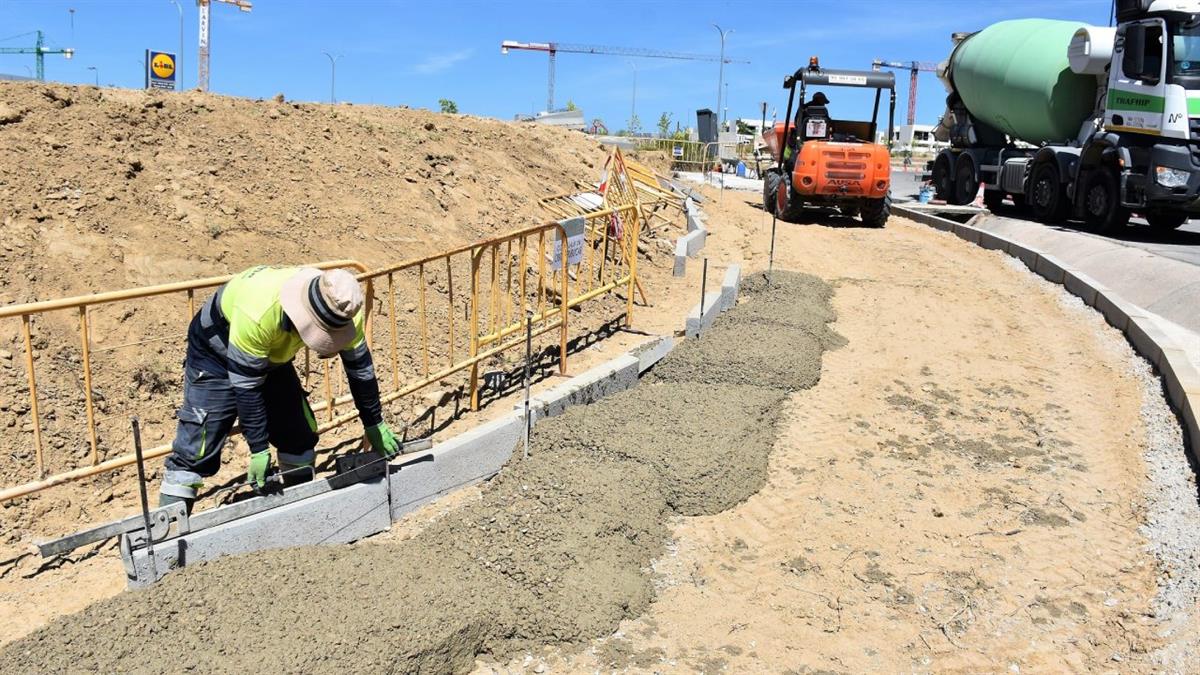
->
(523, 313, 532, 459)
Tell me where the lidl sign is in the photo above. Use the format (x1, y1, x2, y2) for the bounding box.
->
(145, 50, 176, 91)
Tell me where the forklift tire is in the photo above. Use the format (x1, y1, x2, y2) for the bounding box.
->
(1146, 210, 1189, 231)
(777, 174, 805, 222)
(861, 195, 890, 228)
(763, 169, 781, 215)
(1081, 168, 1131, 233)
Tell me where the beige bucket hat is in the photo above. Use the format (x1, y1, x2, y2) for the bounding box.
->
(279, 268, 364, 357)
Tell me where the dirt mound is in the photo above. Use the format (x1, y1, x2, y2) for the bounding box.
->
(0, 270, 841, 673)
(0, 82, 605, 299)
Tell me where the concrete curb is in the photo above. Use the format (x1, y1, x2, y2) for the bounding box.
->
(673, 200, 709, 277)
(719, 264, 742, 311)
(895, 204, 1200, 460)
(518, 354, 641, 424)
(685, 291, 725, 338)
(129, 479, 390, 587)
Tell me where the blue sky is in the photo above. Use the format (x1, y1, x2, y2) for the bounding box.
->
(1, 0, 1111, 131)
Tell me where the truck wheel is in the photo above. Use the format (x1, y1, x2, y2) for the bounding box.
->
(1146, 211, 1188, 231)
(983, 190, 1004, 211)
(953, 158, 977, 205)
(1081, 169, 1130, 232)
(763, 169, 781, 215)
(861, 195, 890, 228)
(932, 155, 952, 200)
(1029, 162, 1068, 224)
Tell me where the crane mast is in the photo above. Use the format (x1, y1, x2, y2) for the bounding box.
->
(501, 40, 748, 113)
(0, 30, 74, 81)
(871, 59, 938, 127)
(197, 0, 252, 92)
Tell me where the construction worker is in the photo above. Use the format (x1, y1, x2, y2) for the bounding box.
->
(784, 92, 833, 169)
(159, 265, 399, 510)
(800, 91, 831, 138)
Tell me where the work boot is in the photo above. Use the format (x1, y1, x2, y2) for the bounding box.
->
(278, 463, 315, 488)
(158, 491, 194, 514)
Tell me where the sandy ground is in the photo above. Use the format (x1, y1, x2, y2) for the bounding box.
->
(2, 167, 1196, 670)
(475, 195, 1199, 672)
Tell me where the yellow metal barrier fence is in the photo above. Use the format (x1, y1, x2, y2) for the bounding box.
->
(0, 215, 643, 503)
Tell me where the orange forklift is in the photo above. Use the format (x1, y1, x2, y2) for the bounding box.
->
(762, 57, 896, 227)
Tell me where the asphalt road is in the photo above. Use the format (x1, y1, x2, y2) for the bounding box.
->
(890, 168, 1200, 268)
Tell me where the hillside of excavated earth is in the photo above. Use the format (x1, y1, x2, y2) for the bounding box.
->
(0, 81, 607, 300)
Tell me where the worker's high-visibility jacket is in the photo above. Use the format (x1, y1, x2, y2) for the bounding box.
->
(187, 266, 382, 454)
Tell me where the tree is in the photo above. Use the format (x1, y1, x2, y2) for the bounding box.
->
(736, 120, 754, 136)
(565, 99, 578, 111)
(656, 112, 671, 138)
(627, 112, 642, 137)
(438, 99, 458, 114)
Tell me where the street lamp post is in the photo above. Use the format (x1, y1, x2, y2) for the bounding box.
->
(169, 0, 183, 89)
(322, 51, 342, 104)
(712, 24, 734, 134)
(724, 81, 729, 126)
(87, 65, 98, 86)
(630, 61, 637, 134)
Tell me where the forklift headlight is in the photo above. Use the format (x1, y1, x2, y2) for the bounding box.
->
(1155, 166, 1191, 188)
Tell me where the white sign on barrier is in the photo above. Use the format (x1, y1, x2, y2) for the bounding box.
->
(551, 216, 585, 269)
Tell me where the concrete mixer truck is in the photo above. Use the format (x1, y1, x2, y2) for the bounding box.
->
(930, 0, 1200, 231)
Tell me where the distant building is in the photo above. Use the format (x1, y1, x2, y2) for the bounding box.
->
(513, 109, 585, 131)
(0, 73, 35, 81)
(889, 124, 948, 152)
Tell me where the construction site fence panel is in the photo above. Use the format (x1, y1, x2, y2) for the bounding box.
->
(0, 214, 642, 503)
(635, 139, 760, 174)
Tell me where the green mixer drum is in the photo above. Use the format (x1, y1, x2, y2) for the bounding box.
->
(952, 19, 1098, 144)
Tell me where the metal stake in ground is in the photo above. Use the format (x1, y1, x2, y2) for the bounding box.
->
(131, 417, 157, 580)
(523, 311, 533, 459)
(699, 257, 708, 339)
(771, 70, 800, 287)
(768, 212, 778, 284)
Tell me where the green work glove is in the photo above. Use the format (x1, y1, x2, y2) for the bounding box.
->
(247, 450, 271, 489)
(365, 422, 400, 459)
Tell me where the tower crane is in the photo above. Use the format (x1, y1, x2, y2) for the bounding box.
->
(871, 59, 938, 127)
(501, 40, 749, 113)
(197, 0, 252, 92)
(0, 31, 74, 81)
